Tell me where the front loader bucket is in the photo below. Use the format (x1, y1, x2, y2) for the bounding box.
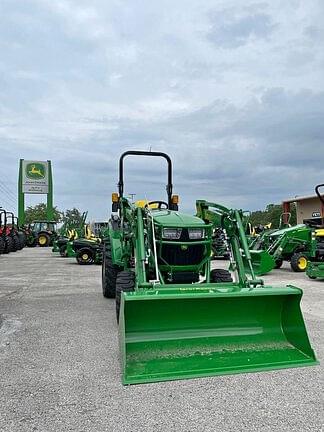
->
(119, 285, 317, 385)
(245, 250, 275, 275)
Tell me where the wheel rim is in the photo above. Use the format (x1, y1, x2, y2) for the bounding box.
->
(82, 253, 89, 261)
(39, 235, 47, 245)
(297, 256, 307, 270)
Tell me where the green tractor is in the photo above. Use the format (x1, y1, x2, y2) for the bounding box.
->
(26, 220, 58, 247)
(306, 184, 324, 280)
(250, 213, 314, 272)
(102, 151, 317, 385)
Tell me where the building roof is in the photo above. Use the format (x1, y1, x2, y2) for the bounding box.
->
(282, 194, 321, 204)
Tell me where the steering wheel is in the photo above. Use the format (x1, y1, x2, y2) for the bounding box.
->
(144, 201, 169, 210)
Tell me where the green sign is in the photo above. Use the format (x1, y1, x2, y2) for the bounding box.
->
(26, 162, 46, 180)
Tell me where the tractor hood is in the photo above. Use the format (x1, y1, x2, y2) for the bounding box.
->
(150, 210, 205, 227)
(270, 224, 307, 238)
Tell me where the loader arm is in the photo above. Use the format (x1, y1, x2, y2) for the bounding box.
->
(196, 200, 262, 287)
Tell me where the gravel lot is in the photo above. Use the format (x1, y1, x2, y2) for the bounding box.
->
(0, 248, 323, 432)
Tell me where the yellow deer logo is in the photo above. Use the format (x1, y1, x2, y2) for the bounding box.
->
(30, 165, 42, 176)
(26, 162, 46, 179)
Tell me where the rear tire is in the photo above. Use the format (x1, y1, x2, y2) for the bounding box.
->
(274, 259, 283, 269)
(0, 237, 5, 254)
(290, 252, 308, 272)
(210, 269, 233, 283)
(76, 247, 94, 265)
(116, 271, 135, 322)
(102, 242, 122, 298)
(12, 235, 20, 251)
(4, 235, 13, 253)
(38, 233, 50, 247)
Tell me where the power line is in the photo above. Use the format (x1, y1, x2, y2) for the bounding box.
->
(0, 180, 16, 200)
(0, 187, 16, 207)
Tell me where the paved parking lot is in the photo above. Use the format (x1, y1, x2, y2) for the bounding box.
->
(0, 248, 323, 432)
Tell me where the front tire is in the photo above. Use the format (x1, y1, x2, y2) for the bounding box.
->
(59, 245, 67, 257)
(274, 259, 283, 269)
(116, 271, 135, 322)
(210, 269, 233, 283)
(290, 252, 308, 272)
(102, 242, 122, 298)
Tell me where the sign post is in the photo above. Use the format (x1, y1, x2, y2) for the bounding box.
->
(18, 159, 53, 225)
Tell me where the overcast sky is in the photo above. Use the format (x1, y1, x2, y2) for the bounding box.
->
(0, 0, 323, 220)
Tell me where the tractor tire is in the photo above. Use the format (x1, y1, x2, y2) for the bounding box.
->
(4, 235, 14, 253)
(0, 237, 5, 254)
(116, 271, 135, 322)
(290, 252, 308, 272)
(18, 232, 27, 248)
(38, 233, 50, 247)
(210, 269, 233, 283)
(76, 247, 94, 265)
(59, 245, 67, 257)
(274, 259, 283, 269)
(26, 235, 37, 247)
(12, 235, 20, 252)
(102, 242, 122, 298)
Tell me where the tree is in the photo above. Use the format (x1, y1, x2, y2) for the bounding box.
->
(62, 208, 86, 227)
(250, 203, 296, 229)
(24, 203, 62, 224)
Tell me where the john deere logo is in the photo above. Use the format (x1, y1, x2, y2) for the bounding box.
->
(26, 162, 46, 179)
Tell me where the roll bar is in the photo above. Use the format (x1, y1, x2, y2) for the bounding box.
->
(118, 151, 173, 208)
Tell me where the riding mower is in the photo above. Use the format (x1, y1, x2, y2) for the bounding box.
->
(52, 211, 88, 254)
(0, 209, 14, 253)
(26, 220, 58, 247)
(306, 184, 324, 280)
(102, 150, 317, 385)
(68, 225, 104, 265)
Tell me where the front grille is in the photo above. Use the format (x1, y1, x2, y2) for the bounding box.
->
(159, 244, 204, 266)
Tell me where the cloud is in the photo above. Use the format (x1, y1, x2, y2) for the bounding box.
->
(208, 11, 276, 48)
(0, 0, 323, 219)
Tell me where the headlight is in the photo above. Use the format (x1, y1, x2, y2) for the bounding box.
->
(188, 228, 205, 240)
(162, 228, 182, 240)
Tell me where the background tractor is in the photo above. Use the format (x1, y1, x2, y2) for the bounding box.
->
(26, 220, 58, 247)
(102, 150, 317, 385)
(249, 210, 317, 272)
(0, 209, 14, 253)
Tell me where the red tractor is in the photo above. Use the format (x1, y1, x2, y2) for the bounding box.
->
(0, 209, 14, 254)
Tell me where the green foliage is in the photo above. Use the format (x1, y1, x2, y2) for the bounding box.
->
(250, 203, 296, 229)
(62, 208, 86, 227)
(25, 203, 62, 224)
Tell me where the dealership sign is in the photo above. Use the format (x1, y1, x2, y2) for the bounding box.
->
(22, 160, 49, 194)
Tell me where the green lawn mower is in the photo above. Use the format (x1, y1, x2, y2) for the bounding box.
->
(52, 211, 88, 254)
(101, 150, 317, 385)
(66, 225, 104, 265)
